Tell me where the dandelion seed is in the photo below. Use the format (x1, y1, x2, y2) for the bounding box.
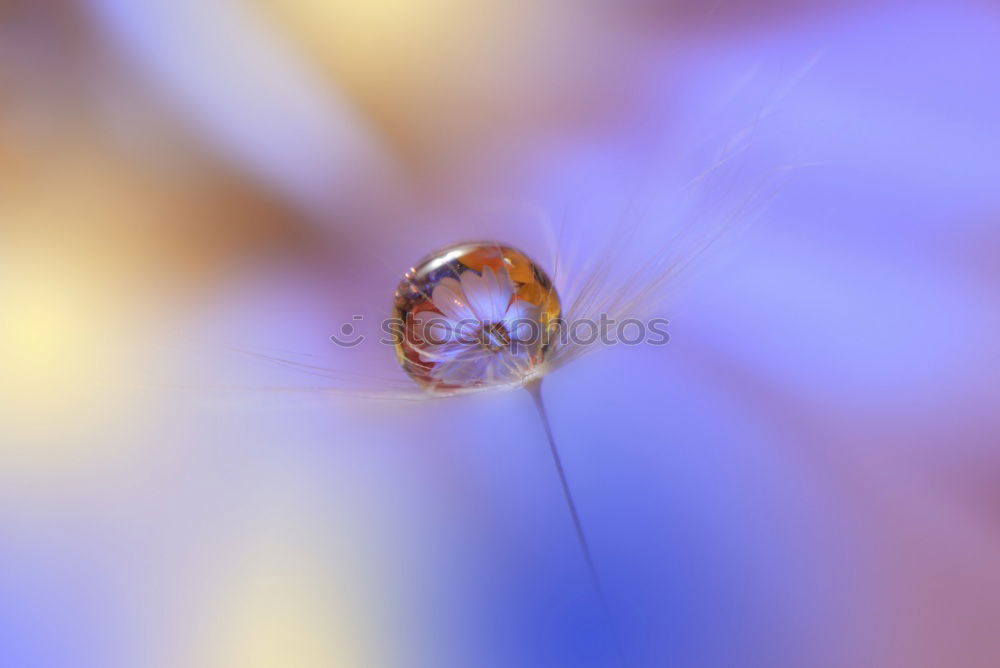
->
(392, 240, 631, 665)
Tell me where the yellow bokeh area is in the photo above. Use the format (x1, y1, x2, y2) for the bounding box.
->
(1, 247, 109, 393)
(0, 149, 172, 477)
(0, 44, 290, 478)
(195, 545, 380, 668)
(252, 0, 625, 170)
(179, 476, 393, 668)
(0, 238, 137, 475)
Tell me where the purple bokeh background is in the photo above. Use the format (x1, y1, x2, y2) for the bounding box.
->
(2, 1, 999, 666)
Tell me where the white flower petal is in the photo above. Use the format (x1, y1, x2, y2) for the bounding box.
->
(483, 265, 514, 323)
(431, 281, 477, 323)
(416, 341, 475, 363)
(494, 264, 516, 300)
(412, 310, 478, 343)
(411, 310, 457, 344)
(503, 300, 541, 341)
(483, 267, 514, 322)
(459, 269, 494, 323)
(433, 353, 491, 385)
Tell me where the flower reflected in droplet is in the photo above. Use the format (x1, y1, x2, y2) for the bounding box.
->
(393, 242, 560, 393)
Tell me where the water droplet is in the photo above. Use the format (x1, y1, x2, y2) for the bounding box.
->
(393, 241, 561, 392)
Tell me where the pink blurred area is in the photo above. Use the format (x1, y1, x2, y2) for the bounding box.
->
(2, 1, 999, 666)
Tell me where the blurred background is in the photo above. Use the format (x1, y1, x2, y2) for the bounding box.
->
(2, 0, 1000, 666)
